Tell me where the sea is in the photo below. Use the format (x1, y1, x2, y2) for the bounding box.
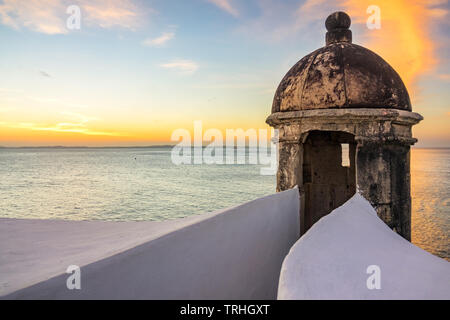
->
(0, 147, 448, 260)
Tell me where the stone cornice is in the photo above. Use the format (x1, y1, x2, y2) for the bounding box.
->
(268, 108, 423, 146)
(266, 108, 423, 127)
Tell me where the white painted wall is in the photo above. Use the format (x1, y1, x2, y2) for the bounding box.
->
(278, 193, 450, 300)
(2, 187, 300, 299)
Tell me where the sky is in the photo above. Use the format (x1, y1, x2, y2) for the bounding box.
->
(0, 0, 449, 147)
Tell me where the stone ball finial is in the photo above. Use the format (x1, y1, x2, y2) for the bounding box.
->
(325, 11, 352, 45)
(325, 11, 351, 31)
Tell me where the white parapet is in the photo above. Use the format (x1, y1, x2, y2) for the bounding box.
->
(0, 187, 300, 299)
(277, 193, 450, 300)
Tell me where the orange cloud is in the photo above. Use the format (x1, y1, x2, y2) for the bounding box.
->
(1, 121, 128, 137)
(342, 0, 447, 100)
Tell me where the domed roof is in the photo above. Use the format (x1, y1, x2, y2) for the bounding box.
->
(272, 12, 411, 113)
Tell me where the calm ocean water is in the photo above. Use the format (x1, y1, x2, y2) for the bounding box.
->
(0, 147, 448, 260)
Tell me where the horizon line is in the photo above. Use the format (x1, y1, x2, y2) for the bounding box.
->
(1, 145, 450, 149)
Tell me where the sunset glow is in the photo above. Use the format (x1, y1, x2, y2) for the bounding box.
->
(0, 0, 449, 147)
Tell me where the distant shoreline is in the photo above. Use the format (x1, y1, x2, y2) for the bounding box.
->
(0, 146, 449, 149)
(0, 145, 176, 149)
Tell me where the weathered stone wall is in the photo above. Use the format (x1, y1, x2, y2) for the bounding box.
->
(267, 108, 422, 239)
(356, 142, 412, 239)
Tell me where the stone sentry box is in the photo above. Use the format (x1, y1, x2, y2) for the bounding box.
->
(266, 12, 423, 240)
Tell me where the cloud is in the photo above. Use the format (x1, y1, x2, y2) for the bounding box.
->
(23, 123, 127, 136)
(206, 0, 238, 17)
(0, 0, 145, 34)
(160, 59, 199, 74)
(0, 0, 68, 34)
(294, 0, 338, 28)
(60, 111, 97, 124)
(39, 70, 52, 78)
(1, 111, 126, 136)
(142, 32, 175, 47)
(235, 0, 338, 43)
(438, 74, 450, 81)
(81, 0, 144, 30)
